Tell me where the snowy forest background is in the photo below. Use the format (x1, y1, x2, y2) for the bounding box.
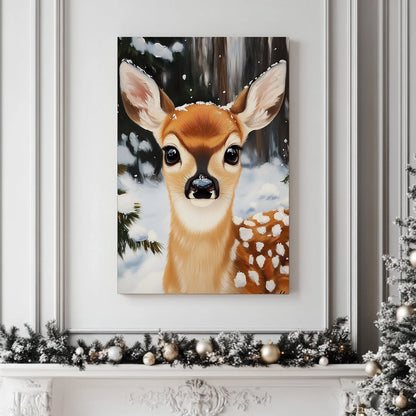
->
(117, 37, 289, 293)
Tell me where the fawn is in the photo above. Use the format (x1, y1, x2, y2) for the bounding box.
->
(119, 60, 289, 294)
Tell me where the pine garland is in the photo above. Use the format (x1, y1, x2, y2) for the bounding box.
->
(0, 318, 357, 371)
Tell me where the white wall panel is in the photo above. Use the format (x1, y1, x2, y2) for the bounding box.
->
(0, 0, 39, 330)
(4, 0, 412, 354)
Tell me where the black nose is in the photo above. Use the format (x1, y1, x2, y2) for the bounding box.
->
(185, 173, 219, 199)
(192, 175, 213, 191)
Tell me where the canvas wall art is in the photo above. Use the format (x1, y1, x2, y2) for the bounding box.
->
(118, 37, 289, 294)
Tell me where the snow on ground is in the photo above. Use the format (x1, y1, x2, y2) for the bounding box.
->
(117, 154, 289, 293)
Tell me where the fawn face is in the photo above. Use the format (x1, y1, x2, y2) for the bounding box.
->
(120, 61, 286, 233)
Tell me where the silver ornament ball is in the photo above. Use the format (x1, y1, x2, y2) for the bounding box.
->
(142, 351, 156, 366)
(394, 392, 408, 409)
(318, 356, 329, 366)
(107, 346, 123, 362)
(75, 346, 84, 356)
(364, 360, 381, 377)
(196, 339, 213, 357)
(396, 303, 414, 323)
(409, 249, 416, 268)
(163, 343, 179, 362)
(260, 342, 281, 364)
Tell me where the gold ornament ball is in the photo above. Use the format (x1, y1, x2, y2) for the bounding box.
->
(163, 343, 179, 362)
(394, 392, 408, 409)
(260, 342, 281, 364)
(396, 304, 414, 323)
(142, 351, 156, 366)
(196, 339, 213, 357)
(364, 360, 381, 377)
(409, 249, 416, 268)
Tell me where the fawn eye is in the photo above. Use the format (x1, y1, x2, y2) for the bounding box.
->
(224, 145, 241, 165)
(163, 146, 181, 166)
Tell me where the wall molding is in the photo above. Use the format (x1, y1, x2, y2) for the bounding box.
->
(1, 0, 359, 344)
(29, 0, 41, 333)
(61, 0, 337, 337)
(347, 0, 358, 350)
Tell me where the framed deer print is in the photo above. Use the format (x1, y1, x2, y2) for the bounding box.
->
(118, 37, 289, 294)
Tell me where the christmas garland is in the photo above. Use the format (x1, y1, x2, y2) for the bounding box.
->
(0, 317, 357, 370)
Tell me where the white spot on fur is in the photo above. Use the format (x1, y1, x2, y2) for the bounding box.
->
(272, 224, 282, 237)
(234, 272, 247, 288)
(256, 242, 264, 252)
(257, 226, 266, 235)
(272, 256, 280, 268)
(243, 242, 249, 248)
(244, 220, 255, 227)
(230, 239, 240, 261)
(239, 227, 253, 241)
(266, 280, 276, 292)
(268, 249, 272, 257)
(249, 255, 254, 265)
(252, 213, 270, 224)
(248, 270, 260, 285)
(256, 255, 266, 268)
(233, 216, 243, 225)
(274, 210, 289, 225)
(280, 265, 289, 275)
(276, 243, 285, 256)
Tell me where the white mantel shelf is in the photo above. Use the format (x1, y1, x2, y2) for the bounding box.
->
(0, 364, 365, 415)
(0, 363, 365, 379)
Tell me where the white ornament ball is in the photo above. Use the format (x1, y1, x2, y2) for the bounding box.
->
(196, 339, 213, 357)
(107, 346, 123, 362)
(319, 356, 329, 366)
(409, 249, 416, 268)
(364, 360, 381, 377)
(394, 392, 408, 409)
(75, 347, 84, 356)
(142, 351, 156, 366)
(163, 343, 179, 362)
(396, 303, 414, 323)
(260, 342, 281, 364)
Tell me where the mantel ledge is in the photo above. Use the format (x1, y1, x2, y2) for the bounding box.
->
(0, 363, 365, 380)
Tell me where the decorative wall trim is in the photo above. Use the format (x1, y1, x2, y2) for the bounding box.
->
(347, 0, 359, 351)
(323, 0, 330, 330)
(0, 363, 366, 380)
(129, 379, 271, 416)
(55, 0, 66, 330)
(62, 0, 334, 336)
(30, 0, 41, 333)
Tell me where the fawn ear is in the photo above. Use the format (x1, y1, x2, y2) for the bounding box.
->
(119, 61, 174, 136)
(230, 60, 286, 133)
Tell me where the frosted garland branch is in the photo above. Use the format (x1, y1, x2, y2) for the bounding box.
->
(0, 318, 357, 370)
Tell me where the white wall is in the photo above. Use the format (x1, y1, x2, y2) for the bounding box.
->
(0, 0, 414, 354)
